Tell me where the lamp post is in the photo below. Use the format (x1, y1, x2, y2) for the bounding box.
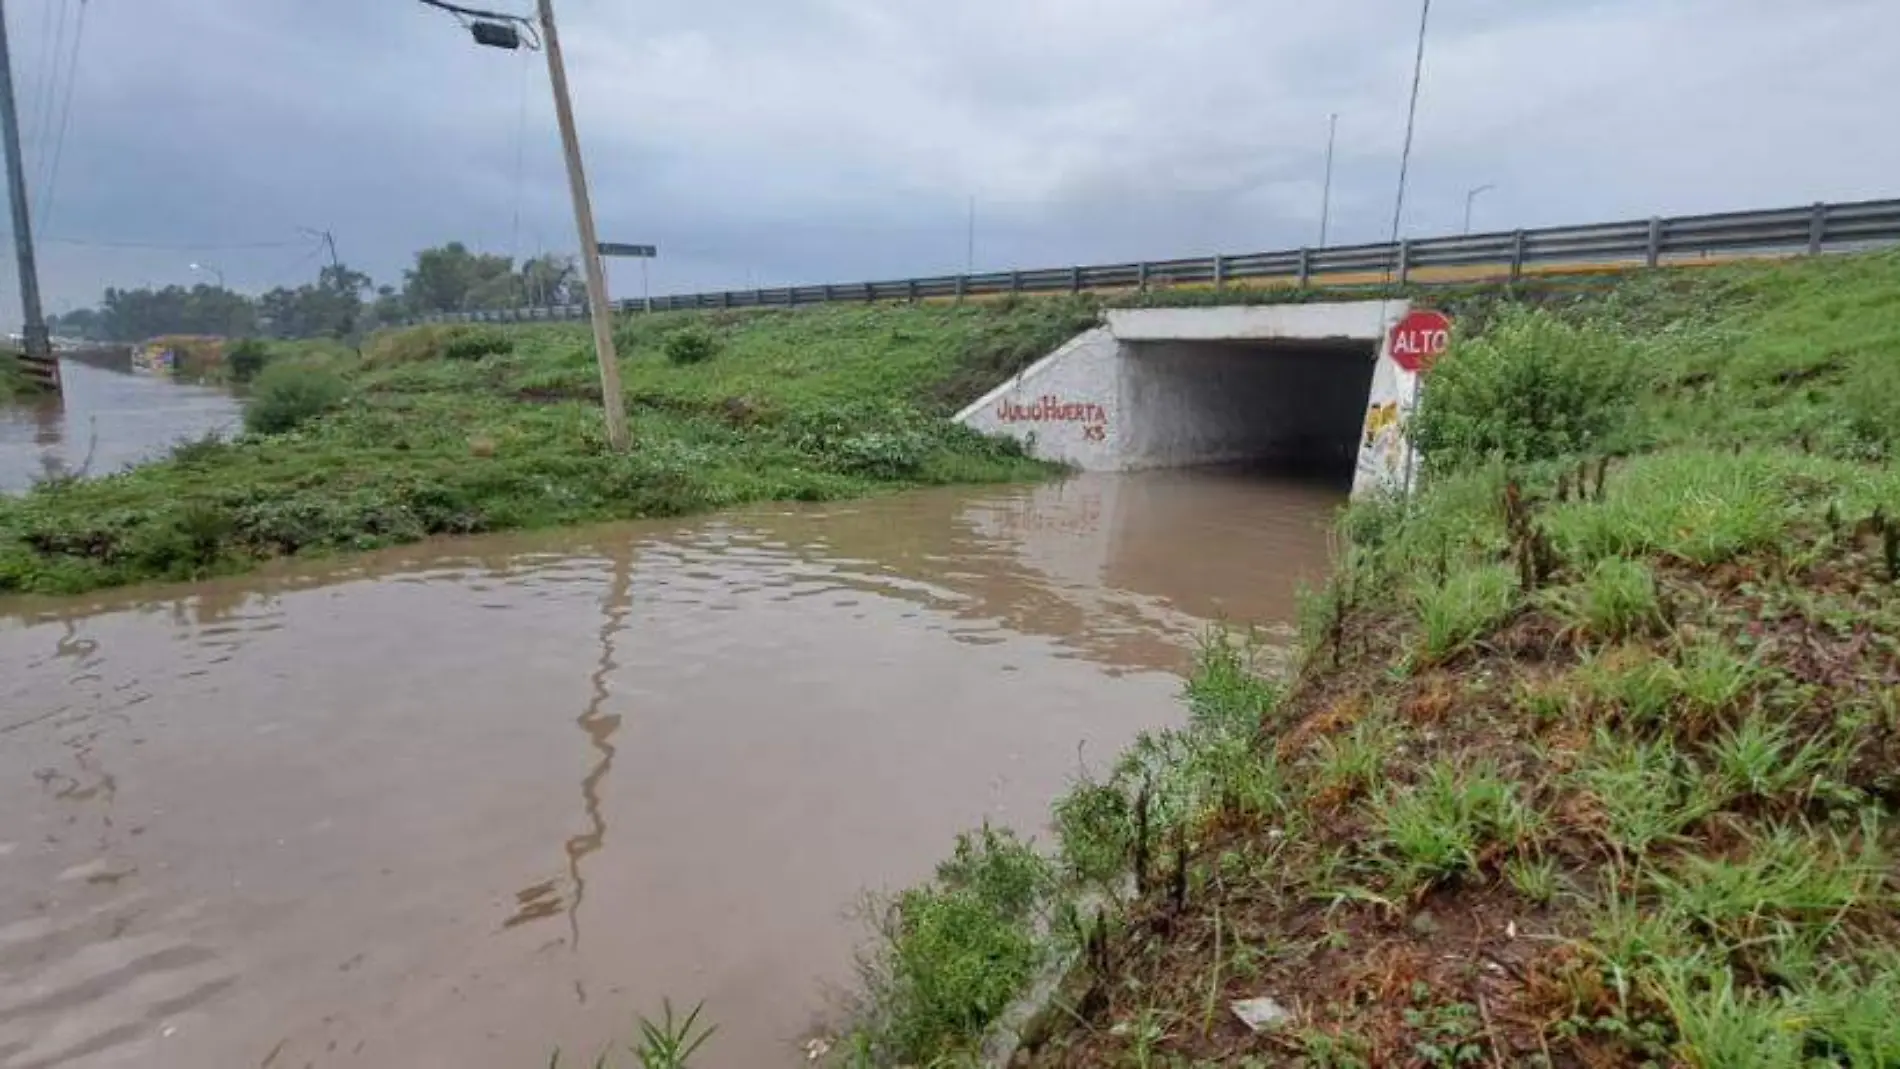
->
(1318, 112, 1337, 248)
(188, 262, 226, 288)
(1462, 183, 1496, 235)
(416, 0, 630, 452)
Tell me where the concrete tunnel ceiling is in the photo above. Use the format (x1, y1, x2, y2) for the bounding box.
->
(956, 302, 1420, 497)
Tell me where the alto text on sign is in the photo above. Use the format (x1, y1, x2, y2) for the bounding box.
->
(1388, 310, 1452, 373)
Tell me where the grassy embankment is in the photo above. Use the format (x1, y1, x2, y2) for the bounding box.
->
(0, 348, 25, 400)
(0, 300, 1095, 595)
(838, 250, 1900, 1068)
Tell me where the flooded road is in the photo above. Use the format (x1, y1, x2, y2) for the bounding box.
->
(0, 361, 241, 493)
(0, 470, 1340, 1068)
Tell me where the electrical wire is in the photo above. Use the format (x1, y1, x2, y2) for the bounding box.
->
(37, 0, 90, 231)
(40, 236, 307, 251)
(509, 43, 529, 263)
(26, 0, 67, 166)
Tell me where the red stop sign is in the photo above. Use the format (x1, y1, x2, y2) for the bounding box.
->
(1388, 310, 1452, 373)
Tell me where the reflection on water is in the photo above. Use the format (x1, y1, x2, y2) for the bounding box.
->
(0, 361, 241, 493)
(0, 470, 1339, 1068)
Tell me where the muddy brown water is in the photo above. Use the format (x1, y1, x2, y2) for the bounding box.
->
(0, 470, 1340, 1068)
(1, 361, 241, 494)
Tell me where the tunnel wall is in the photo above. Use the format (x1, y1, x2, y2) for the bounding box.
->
(956, 302, 1420, 496)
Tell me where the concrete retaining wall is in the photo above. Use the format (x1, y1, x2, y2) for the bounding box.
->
(955, 301, 1422, 496)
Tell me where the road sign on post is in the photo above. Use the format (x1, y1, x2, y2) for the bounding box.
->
(1388, 309, 1452, 373)
(597, 243, 657, 258)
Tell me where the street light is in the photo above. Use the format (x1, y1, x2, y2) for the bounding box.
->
(1463, 184, 1496, 235)
(416, 0, 630, 452)
(188, 262, 225, 288)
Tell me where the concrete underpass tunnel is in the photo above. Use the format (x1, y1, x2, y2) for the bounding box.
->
(958, 301, 1418, 497)
(1118, 337, 1378, 482)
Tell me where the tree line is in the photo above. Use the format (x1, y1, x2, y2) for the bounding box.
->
(49, 243, 579, 344)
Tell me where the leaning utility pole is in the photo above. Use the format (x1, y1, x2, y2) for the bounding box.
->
(0, 0, 53, 388)
(417, 0, 629, 450)
(537, 0, 629, 451)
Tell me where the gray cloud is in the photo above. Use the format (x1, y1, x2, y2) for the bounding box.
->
(4, 0, 1895, 323)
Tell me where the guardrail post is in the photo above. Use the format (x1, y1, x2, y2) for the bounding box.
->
(1396, 239, 1411, 286)
(1510, 230, 1527, 282)
(1807, 202, 1827, 255)
(1070, 266, 1081, 293)
(1010, 270, 1022, 293)
(863, 282, 874, 303)
(907, 278, 918, 302)
(1645, 217, 1663, 268)
(955, 274, 967, 303)
(1136, 262, 1149, 293)
(1212, 254, 1226, 290)
(1297, 248, 1310, 288)
(822, 284, 834, 303)
(755, 288, 765, 306)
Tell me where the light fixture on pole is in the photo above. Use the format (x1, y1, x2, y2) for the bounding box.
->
(416, 0, 630, 452)
(188, 262, 225, 288)
(1463, 183, 1496, 235)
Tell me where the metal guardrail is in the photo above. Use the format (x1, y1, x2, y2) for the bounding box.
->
(422, 197, 1900, 325)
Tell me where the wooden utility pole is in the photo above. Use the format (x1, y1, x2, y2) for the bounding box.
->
(0, 0, 54, 389)
(537, 0, 629, 451)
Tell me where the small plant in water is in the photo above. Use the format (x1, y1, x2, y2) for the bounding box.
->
(547, 1000, 716, 1069)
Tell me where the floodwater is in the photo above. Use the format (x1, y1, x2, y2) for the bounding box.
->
(0, 361, 241, 493)
(0, 468, 1341, 1068)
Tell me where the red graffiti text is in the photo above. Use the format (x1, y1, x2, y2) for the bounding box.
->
(995, 395, 1109, 427)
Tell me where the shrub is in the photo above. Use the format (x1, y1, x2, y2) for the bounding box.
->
(1410, 306, 1643, 472)
(856, 826, 1053, 1061)
(1842, 349, 1900, 457)
(663, 325, 720, 365)
(244, 363, 348, 434)
(441, 326, 512, 361)
(227, 338, 272, 382)
(365, 324, 513, 364)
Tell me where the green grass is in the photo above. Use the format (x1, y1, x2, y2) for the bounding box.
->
(844, 825, 1056, 1064)
(0, 300, 1097, 595)
(1549, 556, 1663, 641)
(1411, 562, 1517, 662)
(0, 349, 24, 400)
(1371, 758, 1539, 891)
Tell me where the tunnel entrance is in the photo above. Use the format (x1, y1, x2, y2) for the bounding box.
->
(957, 300, 1419, 498)
(1119, 338, 1377, 483)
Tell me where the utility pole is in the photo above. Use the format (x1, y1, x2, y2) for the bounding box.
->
(0, 0, 52, 386)
(1319, 112, 1337, 248)
(537, 0, 629, 451)
(417, 0, 629, 451)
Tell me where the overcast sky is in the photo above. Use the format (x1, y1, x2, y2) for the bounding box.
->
(4, 0, 1897, 323)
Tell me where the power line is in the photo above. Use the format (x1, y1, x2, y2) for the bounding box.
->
(29, 0, 69, 183)
(25, 0, 63, 163)
(40, 235, 307, 251)
(36, 0, 86, 229)
(416, 0, 532, 25)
